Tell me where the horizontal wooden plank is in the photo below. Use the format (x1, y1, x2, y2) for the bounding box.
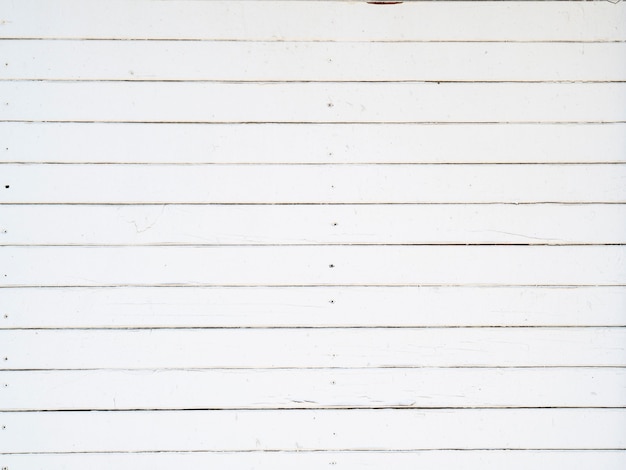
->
(1, 328, 623, 369)
(3, 204, 625, 246)
(2, 82, 625, 123)
(3, 123, 625, 164)
(1, 409, 625, 452)
(1, 1, 624, 41)
(1, 246, 624, 287)
(2, 368, 624, 411)
(3, 451, 626, 470)
(2, 164, 626, 204)
(2, 41, 625, 82)
(2, 286, 625, 328)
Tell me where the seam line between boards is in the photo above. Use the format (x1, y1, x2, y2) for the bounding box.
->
(1, 449, 625, 456)
(3, 79, 626, 84)
(2, 162, 626, 166)
(2, 407, 625, 412)
(1, 366, 624, 371)
(1, 201, 625, 204)
(2, 120, 626, 125)
(1, 38, 626, 43)
(3, 366, 626, 371)
(1, 284, 624, 288)
(2, 244, 625, 247)
(3, 325, 625, 330)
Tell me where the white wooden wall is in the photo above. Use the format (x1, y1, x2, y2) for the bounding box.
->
(1, 0, 626, 468)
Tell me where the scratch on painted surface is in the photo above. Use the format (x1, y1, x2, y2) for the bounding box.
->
(124, 205, 167, 234)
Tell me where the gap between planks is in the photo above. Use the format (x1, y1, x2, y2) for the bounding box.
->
(5, 366, 626, 371)
(2, 284, 625, 288)
(2, 80, 625, 84)
(1, 244, 623, 247)
(3, 449, 626, 454)
(4, 407, 626, 413)
(2, 162, 626, 165)
(3, 120, 626, 124)
(1, 39, 626, 44)
(2, 202, 626, 206)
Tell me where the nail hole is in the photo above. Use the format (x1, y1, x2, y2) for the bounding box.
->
(329, 264, 335, 268)
(329, 300, 335, 304)
(4, 185, 8, 189)
(332, 222, 338, 226)
(327, 103, 333, 108)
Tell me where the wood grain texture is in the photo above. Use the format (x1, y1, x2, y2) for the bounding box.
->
(2, 286, 625, 328)
(1, 0, 624, 41)
(1, 328, 624, 369)
(3, 204, 624, 245)
(2, 368, 624, 410)
(3, 123, 624, 164)
(1, 409, 625, 452)
(3, 451, 626, 470)
(3, 164, 626, 203)
(2, 82, 625, 123)
(3, 41, 625, 81)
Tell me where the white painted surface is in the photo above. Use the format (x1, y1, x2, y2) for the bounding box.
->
(2, 409, 625, 452)
(2, 328, 624, 369)
(3, 246, 625, 286)
(3, 451, 626, 470)
(3, 368, 625, 410)
(3, 82, 625, 122)
(2, 286, 625, 328)
(1, 0, 625, 466)
(3, 41, 625, 81)
(3, 164, 626, 203)
(3, 204, 625, 245)
(1, 0, 623, 41)
(3, 123, 625, 164)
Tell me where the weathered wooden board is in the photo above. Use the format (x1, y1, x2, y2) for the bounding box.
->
(2, 246, 624, 287)
(3, 204, 625, 245)
(1, 328, 624, 369)
(3, 450, 626, 470)
(2, 164, 626, 203)
(3, 41, 625, 81)
(2, 286, 625, 328)
(3, 123, 624, 164)
(2, 82, 625, 122)
(2, 368, 624, 410)
(1, 409, 625, 452)
(1, 0, 624, 41)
